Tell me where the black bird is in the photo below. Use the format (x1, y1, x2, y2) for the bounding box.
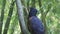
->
(28, 8, 45, 34)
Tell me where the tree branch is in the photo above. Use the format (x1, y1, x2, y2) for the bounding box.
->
(45, 3, 52, 16)
(3, 1, 15, 34)
(0, 0, 6, 34)
(15, 0, 30, 34)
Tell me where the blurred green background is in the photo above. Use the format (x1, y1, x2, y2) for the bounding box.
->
(0, 0, 60, 34)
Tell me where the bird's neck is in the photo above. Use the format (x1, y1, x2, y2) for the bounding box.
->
(29, 17, 33, 20)
(29, 16, 36, 20)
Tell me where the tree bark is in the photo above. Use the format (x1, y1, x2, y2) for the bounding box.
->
(15, 0, 30, 34)
(3, 1, 15, 34)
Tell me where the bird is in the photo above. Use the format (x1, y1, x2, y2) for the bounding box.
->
(28, 7, 45, 34)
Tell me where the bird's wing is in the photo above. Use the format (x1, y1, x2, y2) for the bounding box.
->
(29, 16, 44, 32)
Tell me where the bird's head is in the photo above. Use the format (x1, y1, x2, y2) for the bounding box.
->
(29, 7, 37, 17)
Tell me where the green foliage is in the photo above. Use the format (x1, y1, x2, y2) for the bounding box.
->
(0, 0, 60, 34)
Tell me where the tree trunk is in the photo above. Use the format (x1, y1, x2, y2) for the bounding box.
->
(10, 12, 18, 34)
(21, 0, 29, 26)
(15, 0, 30, 34)
(38, 0, 48, 34)
(3, 1, 15, 34)
(0, 0, 6, 34)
